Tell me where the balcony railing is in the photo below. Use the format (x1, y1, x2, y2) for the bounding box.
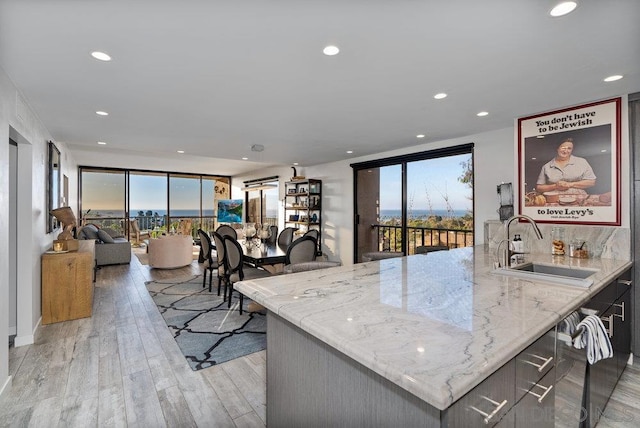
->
(372, 224, 474, 254)
(81, 215, 217, 240)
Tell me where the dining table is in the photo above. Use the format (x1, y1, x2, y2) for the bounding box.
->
(240, 239, 288, 267)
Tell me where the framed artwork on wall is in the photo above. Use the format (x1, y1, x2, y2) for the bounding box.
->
(47, 141, 61, 233)
(518, 97, 621, 225)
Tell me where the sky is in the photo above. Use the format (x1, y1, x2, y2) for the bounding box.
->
(82, 153, 472, 214)
(379, 154, 472, 212)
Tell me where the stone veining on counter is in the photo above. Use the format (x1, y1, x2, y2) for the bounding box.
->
(235, 246, 631, 410)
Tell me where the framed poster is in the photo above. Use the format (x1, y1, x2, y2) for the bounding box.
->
(518, 98, 621, 225)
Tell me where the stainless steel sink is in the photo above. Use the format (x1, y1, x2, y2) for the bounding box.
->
(491, 262, 599, 287)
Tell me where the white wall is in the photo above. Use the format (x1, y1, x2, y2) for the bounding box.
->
(233, 128, 515, 265)
(0, 65, 78, 399)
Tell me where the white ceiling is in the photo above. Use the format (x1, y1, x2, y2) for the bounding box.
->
(1, 0, 639, 176)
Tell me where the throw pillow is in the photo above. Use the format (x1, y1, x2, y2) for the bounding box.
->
(97, 229, 115, 243)
(82, 224, 100, 240)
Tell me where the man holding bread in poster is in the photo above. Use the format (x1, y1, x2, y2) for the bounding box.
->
(535, 138, 596, 195)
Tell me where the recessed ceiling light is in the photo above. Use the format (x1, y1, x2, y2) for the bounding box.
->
(91, 51, 112, 61)
(434, 93, 447, 100)
(177, 150, 185, 154)
(604, 75, 623, 82)
(96, 111, 109, 116)
(323, 45, 340, 56)
(417, 134, 425, 139)
(477, 111, 489, 117)
(531, 157, 537, 160)
(242, 157, 248, 160)
(549, 1, 577, 17)
(97, 141, 107, 145)
(601, 149, 607, 153)
(346, 150, 353, 154)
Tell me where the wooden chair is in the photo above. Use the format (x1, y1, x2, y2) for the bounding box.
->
(223, 235, 271, 314)
(303, 229, 319, 240)
(212, 231, 229, 298)
(129, 218, 150, 247)
(216, 224, 237, 239)
(197, 229, 219, 293)
(285, 236, 317, 265)
(267, 225, 278, 245)
(277, 227, 298, 247)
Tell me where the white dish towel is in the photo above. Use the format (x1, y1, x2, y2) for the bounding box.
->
(572, 314, 613, 364)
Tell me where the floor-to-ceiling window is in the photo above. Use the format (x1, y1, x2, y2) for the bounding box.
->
(130, 171, 168, 234)
(79, 167, 231, 240)
(80, 169, 126, 234)
(352, 144, 474, 263)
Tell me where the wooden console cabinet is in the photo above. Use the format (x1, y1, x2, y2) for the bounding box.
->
(42, 240, 96, 324)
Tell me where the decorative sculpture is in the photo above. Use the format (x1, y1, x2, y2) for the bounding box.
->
(50, 206, 77, 241)
(50, 206, 80, 251)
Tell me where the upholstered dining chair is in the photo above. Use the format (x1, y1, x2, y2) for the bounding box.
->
(197, 229, 219, 293)
(285, 235, 317, 265)
(223, 235, 271, 314)
(267, 225, 278, 245)
(212, 231, 228, 299)
(303, 229, 319, 241)
(277, 227, 298, 247)
(216, 224, 237, 239)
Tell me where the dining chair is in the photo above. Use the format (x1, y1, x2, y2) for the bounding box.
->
(212, 231, 229, 298)
(197, 229, 219, 293)
(303, 229, 319, 241)
(223, 235, 271, 314)
(277, 227, 298, 247)
(415, 245, 449, 254)
(285, 235, 317, 265)
(216, 224, 237, 239)
(267, 225, 278, 245)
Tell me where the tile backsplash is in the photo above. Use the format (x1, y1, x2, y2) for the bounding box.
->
(484, 220, 630, 261)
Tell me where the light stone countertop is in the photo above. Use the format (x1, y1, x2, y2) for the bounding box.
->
(235, 246, 632, 410)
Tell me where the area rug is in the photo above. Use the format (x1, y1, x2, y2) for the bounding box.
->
(145, 275, 266, 370)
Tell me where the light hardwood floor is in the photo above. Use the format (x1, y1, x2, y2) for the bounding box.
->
(2, 252, 640, 427)
(2, 253, 266, 427)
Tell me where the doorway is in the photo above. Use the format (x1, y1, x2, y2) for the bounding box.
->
(9, 139, 17, 344)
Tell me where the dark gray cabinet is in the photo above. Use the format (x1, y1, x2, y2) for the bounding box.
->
(584, 268, 632, 428)
(444, 360, 515, 427)
(444, 329, 556, 427)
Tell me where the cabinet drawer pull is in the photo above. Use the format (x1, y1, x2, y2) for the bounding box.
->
(617, 279, 632, 286)
(600, 314, 614, 338)
(469, 396, 508, 424)
(522, 354, 554, 372)
(526, 383, 554, 403)
(613, 301, 625, 321)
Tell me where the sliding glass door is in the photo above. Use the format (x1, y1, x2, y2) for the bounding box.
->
(353, 144, 474, 263)
(355, 165, 403, 263)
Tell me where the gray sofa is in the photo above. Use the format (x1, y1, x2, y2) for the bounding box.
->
(77, 224, 132, 266)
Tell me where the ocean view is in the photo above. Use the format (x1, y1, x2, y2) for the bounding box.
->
(381, 209, 469, 219)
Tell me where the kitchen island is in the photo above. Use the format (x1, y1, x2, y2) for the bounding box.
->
(235, 246, 631, 426)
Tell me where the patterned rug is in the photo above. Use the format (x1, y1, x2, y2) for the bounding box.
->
(145, 275, 266, 370)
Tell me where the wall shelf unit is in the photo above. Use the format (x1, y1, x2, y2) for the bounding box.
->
(284, 178, 322, 253)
